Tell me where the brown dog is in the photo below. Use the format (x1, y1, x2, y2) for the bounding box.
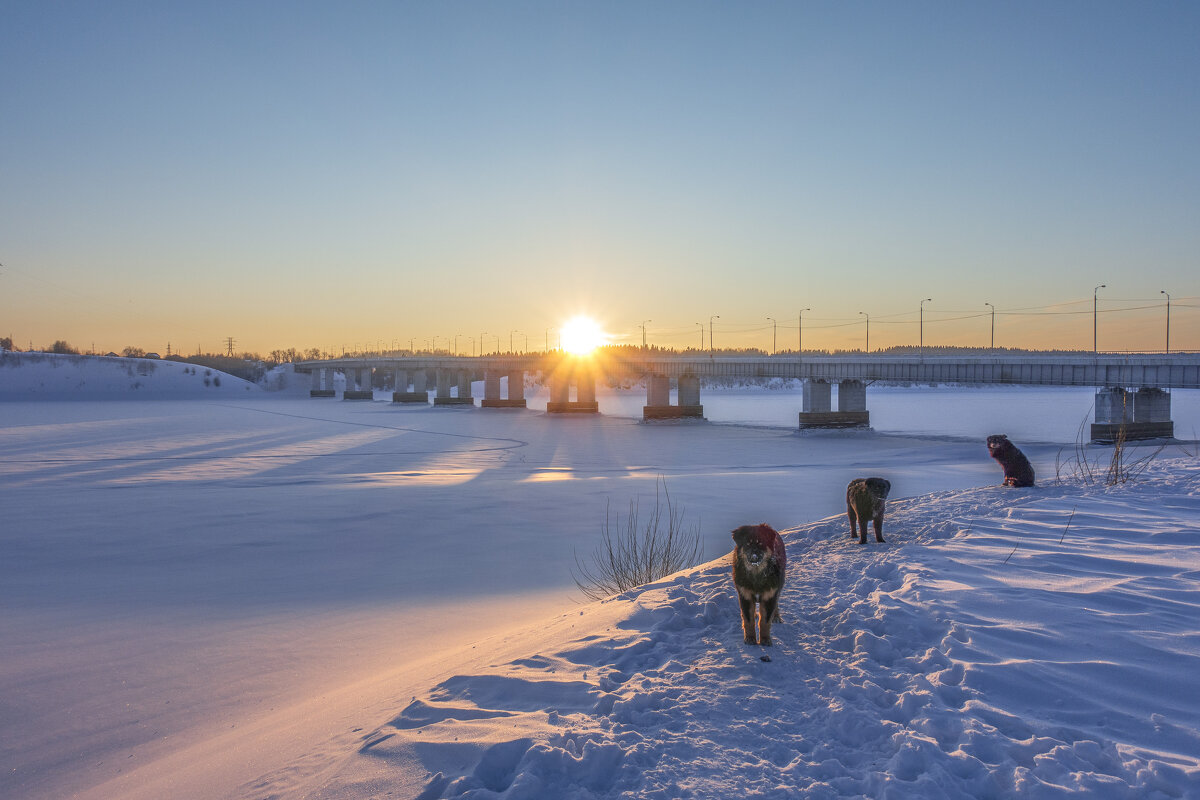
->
(846, 477, 891, 544)
(987, 434, 1035, 487)
(731, 524, 786, 646)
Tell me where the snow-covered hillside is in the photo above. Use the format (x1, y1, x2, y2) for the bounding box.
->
(313, 462, 1200, 799)
(0, 352, 262, 398)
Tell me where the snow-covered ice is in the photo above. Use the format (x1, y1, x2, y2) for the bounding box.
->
(1, 355, 1198, 799)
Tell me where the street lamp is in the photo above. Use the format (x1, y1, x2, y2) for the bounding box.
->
(480, 331, 487, 355)
(919, 298, 932, 357)
(984, 302, 995, 351)
(1161, 290, 1171, 354)
(454, 334, 461, 356)
(695, 322, 703, 350)
(510, 330, 518, 353)
(641, 320, 652, 349)
(798, 308, 811, 354)
(767, 317, 776, 355)
(858, 311, 869, 353)
(1093, 284, 1106, 354)
(709, 315, 720, 354)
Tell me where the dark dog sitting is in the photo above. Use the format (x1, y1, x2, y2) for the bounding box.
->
(731, 524, 786, 646)
(987, 434, 1035, 487)
(846, 477, 891, 544)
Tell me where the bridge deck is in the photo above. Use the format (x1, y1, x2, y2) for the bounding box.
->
(294, 354, 1200, 390)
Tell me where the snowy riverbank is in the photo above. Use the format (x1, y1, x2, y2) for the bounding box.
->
(1, 360, 1197, 798)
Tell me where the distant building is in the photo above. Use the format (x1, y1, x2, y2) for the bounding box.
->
(144, 353, 161, 359)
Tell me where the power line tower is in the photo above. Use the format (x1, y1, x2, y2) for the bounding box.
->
(225, 337, 235, 357)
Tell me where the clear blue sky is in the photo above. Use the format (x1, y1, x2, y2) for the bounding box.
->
(2, 1, 1198, 354)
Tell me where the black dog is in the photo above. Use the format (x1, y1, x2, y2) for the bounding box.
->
(846, 477, 891, 544)
(731, 524, 786, 646)
(987, 434, 1035, 487)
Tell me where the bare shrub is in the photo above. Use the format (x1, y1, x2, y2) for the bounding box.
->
(1056, 409, 1166, 487)
(573, 476, 703, 601)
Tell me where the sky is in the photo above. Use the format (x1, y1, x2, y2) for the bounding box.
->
(2, 1, 1199, 356)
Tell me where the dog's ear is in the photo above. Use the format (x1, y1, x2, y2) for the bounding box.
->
(731, 526, 750, 546)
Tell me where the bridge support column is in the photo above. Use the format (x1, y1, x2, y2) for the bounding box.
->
(344, 367, 373, 400)
(643, 374, 703, 419)
(1091, 387, 1173, 442)
(457, 370, 475, 404)
(547, 366, 599, 413)
(434, 368, 473, 406)
(798, 379, 869, 428)
(393, 369, 426, 403)
(509, 371, 526, 405)
(310, 367, 334, 397)
(482, 369, 527, 408)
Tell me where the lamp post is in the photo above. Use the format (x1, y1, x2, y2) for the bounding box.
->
(520, 332, 528, 353)
(859, 311, 869, 353)
(1093, 284, 1106, 354)
(510, 330, 517, 353)
(798, 308, 810, 354)
(1161, 290, 1171, 354)
(454, 334, 461, 356)
(641, 320, 652, 349)
(767, 317, 776, 355)
(709, 315, 720, 354)
(984, 302, 995, 351)
(480, 332, 487, 355)
(919, 298, 932, 357)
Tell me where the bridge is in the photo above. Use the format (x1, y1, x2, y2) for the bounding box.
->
(293, 353, 1200, 442)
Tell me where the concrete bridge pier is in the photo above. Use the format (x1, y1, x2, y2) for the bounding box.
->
(481, 369, 527, 408)
(643, 374, 704, 420)
(798, 379, 870, 428)
(310, 367, 335, 397)
(434, 368, 474, 406)
(1091, 387, 1173, 442)
(344, 367, 374, 400)
(547, 366, 599, 413)
(393, 368, 430, 403)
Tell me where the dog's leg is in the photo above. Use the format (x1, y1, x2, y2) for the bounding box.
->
(760, 595, 777, 646)
(738, 593, 757, 645)
(859, 514, 869, 545)
(874, 512, 886, 543)
(847, 505, 858, 538)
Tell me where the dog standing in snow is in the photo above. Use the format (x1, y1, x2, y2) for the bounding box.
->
(846, 477, 891, 544)
(987, 434, 1035, 487)
(731, 524, 786, 646)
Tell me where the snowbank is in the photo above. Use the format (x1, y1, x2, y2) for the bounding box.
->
(2, 386, 1197, 799)
(333, 460, 1200, 799)
(0, 352, 262, 399)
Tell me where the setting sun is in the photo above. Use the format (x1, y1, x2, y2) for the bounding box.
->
(559, 315, 608, 355)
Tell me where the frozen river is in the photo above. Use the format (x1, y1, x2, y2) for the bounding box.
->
(2, 383, 1197, 799)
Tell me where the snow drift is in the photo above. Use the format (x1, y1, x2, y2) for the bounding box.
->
(0, 352, 262, 398)
(332, 462, 1200, 799)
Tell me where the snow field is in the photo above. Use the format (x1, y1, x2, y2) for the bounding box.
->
(347, 464, 1200, 799)
(2, 355, 1199, 799)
